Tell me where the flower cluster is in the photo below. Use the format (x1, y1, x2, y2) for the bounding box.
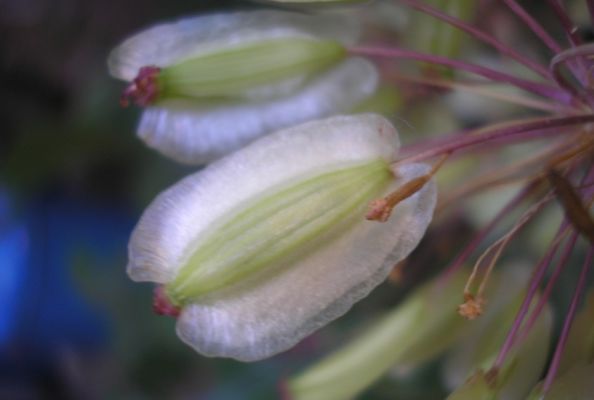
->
(111, 1, 594, 399)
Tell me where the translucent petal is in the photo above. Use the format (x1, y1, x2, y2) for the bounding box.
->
(176, 162, 435, 361)
(108, 10, 359, 82)
(135, 58, 379, 165)
(128, 114, 399, 283)
(127, 114, 437, 361)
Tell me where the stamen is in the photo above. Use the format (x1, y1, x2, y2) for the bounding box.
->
(542, 246, 594, 393)
(396, 114, 594, 165)
(397, 0, 552, 80)
(458, 292, 484, 320)
(386, 72, 568, 113)
(366, 153, 448, 222)
(548, 169, 594, 245)
(459, 191, 553, 319)
(492, 220, 568, 370)
(441, 180, 540, 282)
(120, 66, 161, 108)
(153, 285, 181, 318)
(503, 0, 562, 53)
(522, 231, 578, 335)
(350, 46, 569, 102)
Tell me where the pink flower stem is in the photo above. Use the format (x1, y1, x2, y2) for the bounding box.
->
(521, 231, 578, 336)
(547, 0, 590, 86)
(551, 44, 594, 108)
(397, 0, 552, 79)
(396, 114, 594, 165)
(492, 220, 568, 370)
(522, 165, 594, 334)
(547, 0, 584, 47)
(349, 46, 571, 103)
(542, 245, 594, 393)
(440, 181, 539, 282)
(502, 0, 562, 53)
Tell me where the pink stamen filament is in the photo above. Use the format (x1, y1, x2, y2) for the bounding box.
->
(396, 114, 594, 165)
(492, 220, 568, 370)
(440, 181, 540, 282)
(350, 46, 570, 103)
(543, 246, 594, 393)
(386, 73, 569, 113)
(397, 0, 552, 79)
(503, 0, 563, 53)
(522, 231, 579, 337)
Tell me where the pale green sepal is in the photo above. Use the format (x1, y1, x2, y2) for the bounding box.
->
(287, 270, 468, 400)
(160, 39, 346, 101)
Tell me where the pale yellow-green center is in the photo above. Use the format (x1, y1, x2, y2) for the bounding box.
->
(158, 38, 346, 102)
(166, 160, 392, 305)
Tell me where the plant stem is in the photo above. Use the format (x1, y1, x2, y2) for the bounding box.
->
(398, 0, 552, 79)
(542, 246, 594, 393)
(492, 221, 568, 369)
(350, 46, 571, 103)
(395, 114, 594, 165)
(502, 0, 562, 53)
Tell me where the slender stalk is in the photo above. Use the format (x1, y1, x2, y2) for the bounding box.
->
(396, 114, 594, 165)
(492, 221, 568, 369)
(440, 181, 539, 281)
(522, 231, 579, 334)
(388, 73, 568, 113)
(471, 192, 554, 300)
(546, 0, 584, 47)
(546, 0, 589, 86)
(550, 44, 594, 108)
(542, 246, 594, 393)
(398, 0, 552, 79)
(502, 0, 562, 53)
(350, 46, 571, 103)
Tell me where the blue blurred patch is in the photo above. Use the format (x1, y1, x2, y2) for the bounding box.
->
(0, 190, 135, 358)
(0, 224, 27, 345)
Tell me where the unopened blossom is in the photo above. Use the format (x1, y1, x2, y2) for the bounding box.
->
(108, 10, 380, 164)
(127, 114, 436, 361)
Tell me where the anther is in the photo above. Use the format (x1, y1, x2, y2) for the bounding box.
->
(458, 292, 485, 320)
(366, 153, 449, 222)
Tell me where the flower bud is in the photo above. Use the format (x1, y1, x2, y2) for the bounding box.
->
(109, 11, 379, 164)
(127, 114, 436, 361)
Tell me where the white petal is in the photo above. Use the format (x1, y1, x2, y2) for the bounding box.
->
(175, 162, 435, 361)
(127, 113, 399, 283)
(108, 10, 359, 82)
(128, 114, 436, 361)
(136, 58, 379, 165)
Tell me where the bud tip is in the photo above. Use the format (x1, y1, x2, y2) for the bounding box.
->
(120, 66, 161, 108)
(153, 285, 181, 317)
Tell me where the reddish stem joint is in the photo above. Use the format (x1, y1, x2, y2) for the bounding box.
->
(153, 285, 181, 318)
(120, 66, 161, 107)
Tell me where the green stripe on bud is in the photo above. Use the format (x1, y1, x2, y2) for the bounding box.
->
(167, 159, 391, 305)
(158, 38, 346, 102)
